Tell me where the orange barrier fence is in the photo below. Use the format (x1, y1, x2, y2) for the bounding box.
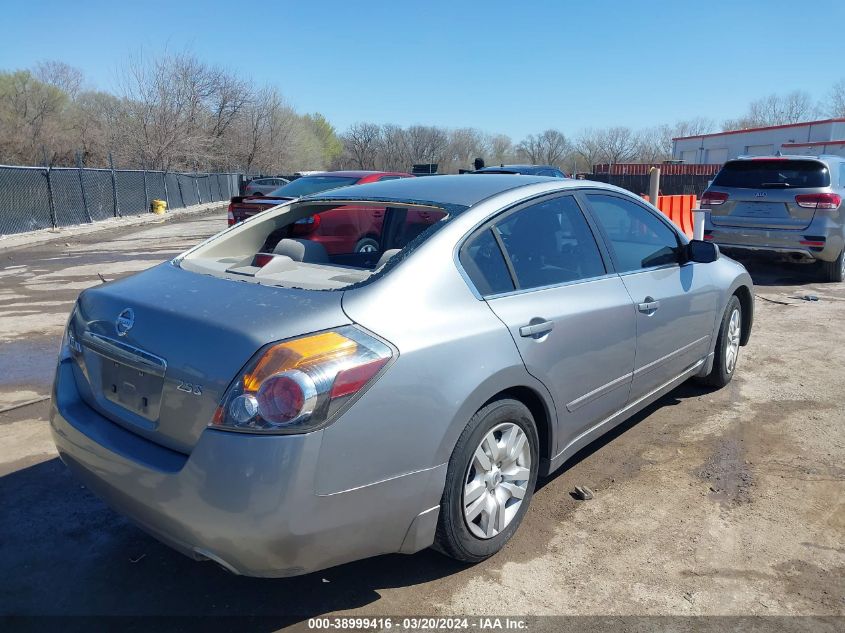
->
(642, 194, 696, 237)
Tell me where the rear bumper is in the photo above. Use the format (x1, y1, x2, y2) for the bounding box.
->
(50, 360, 444, 577)
(705, 220, 844, 263)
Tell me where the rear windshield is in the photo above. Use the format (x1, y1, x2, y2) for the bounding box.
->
(179, 200, 450, 290)
(712, 160, 830, 189)
(268, 176, 359, 198)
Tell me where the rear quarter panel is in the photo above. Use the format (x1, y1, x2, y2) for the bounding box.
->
(315, 185, 566, 495)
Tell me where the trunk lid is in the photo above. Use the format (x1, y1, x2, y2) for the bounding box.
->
(705, 158, 831, 230)
(708, 188, 817, 229)
(70, 262, 349, 453)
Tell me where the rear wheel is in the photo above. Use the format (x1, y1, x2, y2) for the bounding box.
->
(354, 237, 380, 253)
(434, 399, 538, 562)
(699, 295, 742, 388)
(821, 248, 845, 282)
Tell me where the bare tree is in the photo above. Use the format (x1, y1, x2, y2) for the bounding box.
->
(377, 124, 409, 171)
(823, 78, 845, 117)
(35, 61, 84, 100)
(0, 70, 68, 164)
(573, 128, 605, 170)
(342, 122, 381, 169)
(69, 90, 122, 165)
(404, 125, 449, 167)
(723, 90, 816, 130)
(516, 129, 568, 165)
(599, 127, 639, 164)
(636, 126, 670, 163)
(443, 127, 489, 173)
(488, 134, 513, 165)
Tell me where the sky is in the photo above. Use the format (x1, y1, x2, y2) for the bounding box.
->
(0, 0, 841, 140)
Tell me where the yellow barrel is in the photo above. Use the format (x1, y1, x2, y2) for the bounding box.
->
(151, 199, 167, 214)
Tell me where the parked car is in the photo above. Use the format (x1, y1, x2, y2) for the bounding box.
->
(228, 171, 414, 253)
(51, 175, 753, 577)
(473, 164, 568, 178)
(243, 177, 290, 196)
(701, 155, 845, 281)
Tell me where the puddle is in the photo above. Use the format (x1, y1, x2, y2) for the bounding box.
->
(0, 337, 61, 393)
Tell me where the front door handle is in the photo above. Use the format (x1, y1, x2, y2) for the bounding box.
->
(637, 296, 660, 313)
(519, 320, 554, 338)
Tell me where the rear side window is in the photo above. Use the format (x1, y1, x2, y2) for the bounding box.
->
(586, 194, 680, 272)
(712, 160, 830, 189)
(460, 229, 514, 296)
(494, 195, 606, 290)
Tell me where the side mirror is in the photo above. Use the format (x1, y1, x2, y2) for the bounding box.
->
(687, 239, 719, 263)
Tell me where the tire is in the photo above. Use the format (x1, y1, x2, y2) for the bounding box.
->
(698, 295, 742, 388)
(354, 237, 380, 253)
(434, 398, 539, 563)
(821, 248, 845, 283)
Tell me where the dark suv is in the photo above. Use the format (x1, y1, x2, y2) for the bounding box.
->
(473, 164, 568, 178)
(701, 155, 845, 281)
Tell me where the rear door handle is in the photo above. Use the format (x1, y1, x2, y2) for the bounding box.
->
(637, 296, 661, 313)
(519, 320, 554, 338)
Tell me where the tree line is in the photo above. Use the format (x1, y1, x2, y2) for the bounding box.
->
(1, 53, 844, 175)
(0, 55, 342, 174)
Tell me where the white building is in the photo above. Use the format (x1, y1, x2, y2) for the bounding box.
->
(672, 118, 845, 164)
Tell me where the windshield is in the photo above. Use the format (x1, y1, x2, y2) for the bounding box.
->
(268, 176, 359, 198)
(712, 160, 830, 189)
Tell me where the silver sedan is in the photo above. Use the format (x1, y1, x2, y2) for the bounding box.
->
(50, 175, 753, 576)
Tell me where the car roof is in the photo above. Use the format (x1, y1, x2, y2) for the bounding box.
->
(474, 164, 559, 174)
(305, 170, 408, 178)
(727, 155, 839, 163)
(307, 174, 572, 208)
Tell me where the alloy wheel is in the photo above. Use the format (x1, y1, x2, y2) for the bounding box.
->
(725, 308, 741, 374)
(463, 422, 531, 539)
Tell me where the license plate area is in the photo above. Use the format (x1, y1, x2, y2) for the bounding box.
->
(100, 357, 164, 421)
(733, 202, 787, 218)
(81, 332, 168, 422)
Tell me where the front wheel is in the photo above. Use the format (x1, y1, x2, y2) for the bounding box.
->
(434, 399, 539, 562)
(821, 248, 845, 283)
(698, 295, 742, 388)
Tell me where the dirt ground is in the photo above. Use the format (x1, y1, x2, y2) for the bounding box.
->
(0, 209, 843, 627)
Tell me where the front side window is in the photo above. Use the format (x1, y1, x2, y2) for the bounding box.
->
(586, 194, 680, 272)
(494, 196, 606, 290)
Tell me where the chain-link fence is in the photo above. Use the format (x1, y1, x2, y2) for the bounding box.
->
(587, 173, 713, 197)
(0, 164, 240, 236)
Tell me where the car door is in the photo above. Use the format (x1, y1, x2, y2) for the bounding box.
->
(582, 191, 719, 401)
(459, 194, 637, 451)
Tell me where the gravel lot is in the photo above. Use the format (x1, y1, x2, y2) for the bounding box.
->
(0, 209, 842, 627)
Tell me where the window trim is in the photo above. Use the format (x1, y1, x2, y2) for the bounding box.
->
(456, 191, 614, 299)
(576, 189, 688, 276)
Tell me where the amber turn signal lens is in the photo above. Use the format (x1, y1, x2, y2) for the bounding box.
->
(243, 331, 357, 392)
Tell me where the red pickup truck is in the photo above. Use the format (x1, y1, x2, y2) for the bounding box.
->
(227, 171, 414, 254)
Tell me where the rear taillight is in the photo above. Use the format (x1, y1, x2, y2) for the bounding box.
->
(701, 191, 729, 206)
(212, 326, 393, 434)
(794, 193, 842, 210)
(292, 214, 321, 235)
(227, 202, 235, 226)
